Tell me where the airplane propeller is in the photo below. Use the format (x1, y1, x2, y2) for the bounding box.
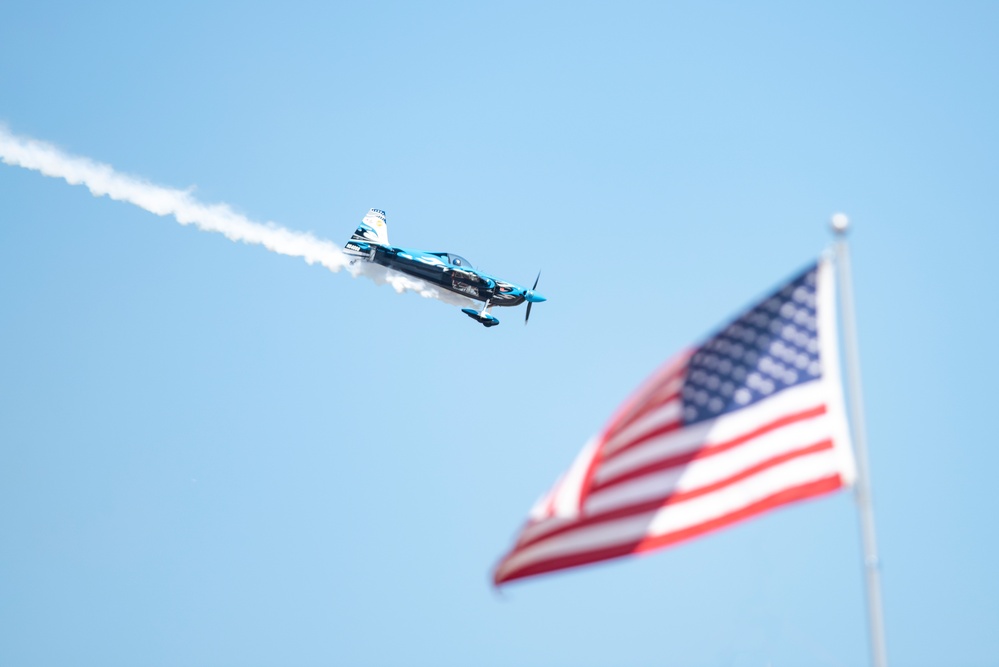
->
(524, 271, 544, 325)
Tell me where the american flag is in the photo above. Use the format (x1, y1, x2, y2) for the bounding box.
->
(494, 259, 856, 585)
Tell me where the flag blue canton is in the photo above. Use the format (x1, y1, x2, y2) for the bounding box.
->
(682, 264, 821, 425)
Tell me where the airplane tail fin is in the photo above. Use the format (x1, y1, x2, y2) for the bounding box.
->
(344, 208, 390, 258)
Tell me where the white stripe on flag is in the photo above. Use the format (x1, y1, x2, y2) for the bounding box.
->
(514, 389, 834, 548)
(496, 449, 842, 581)
(597, 379, 829, 483)
(600, 383, 685, 456)
(585, 411, 834, 516)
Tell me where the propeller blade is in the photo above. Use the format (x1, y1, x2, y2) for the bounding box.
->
(525, 270, 541, 325)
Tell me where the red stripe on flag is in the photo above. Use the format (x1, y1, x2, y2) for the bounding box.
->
(513, 439, 835, 553)
(494, 474, 843, 585)
(596, 351, 692, 441)
(598, 408, 684, 461)
(573, 352, 693, 514)
(593, 404, 829, 492)
(635, 472, 843, 553)
(607, 390, 684, 442)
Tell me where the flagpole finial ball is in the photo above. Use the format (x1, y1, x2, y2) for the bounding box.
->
(830, 213, 850, 235)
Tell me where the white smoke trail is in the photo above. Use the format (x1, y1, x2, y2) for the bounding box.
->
(0, 125, 474, 308)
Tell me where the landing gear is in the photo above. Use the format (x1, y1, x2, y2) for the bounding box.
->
(461, 300, 500, 327)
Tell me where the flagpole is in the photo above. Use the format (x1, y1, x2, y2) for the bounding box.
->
(830, 213, 888, 667)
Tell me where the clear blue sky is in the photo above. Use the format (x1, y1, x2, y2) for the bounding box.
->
(2, 2, 997, 666)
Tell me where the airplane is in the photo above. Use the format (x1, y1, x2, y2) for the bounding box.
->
(344, 209, 546, 327)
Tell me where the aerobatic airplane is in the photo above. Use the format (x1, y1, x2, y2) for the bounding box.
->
(344, 209, 545, 327)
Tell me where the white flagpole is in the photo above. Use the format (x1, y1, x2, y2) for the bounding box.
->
(830, 213, 888, 667)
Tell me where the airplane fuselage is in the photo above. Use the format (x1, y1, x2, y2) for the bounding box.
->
(352, 243, 530, 307)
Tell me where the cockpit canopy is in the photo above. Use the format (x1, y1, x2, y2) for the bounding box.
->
(448, 254, 473, 268)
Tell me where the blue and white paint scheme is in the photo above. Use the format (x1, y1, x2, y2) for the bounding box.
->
(345, 209, 546, 327)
